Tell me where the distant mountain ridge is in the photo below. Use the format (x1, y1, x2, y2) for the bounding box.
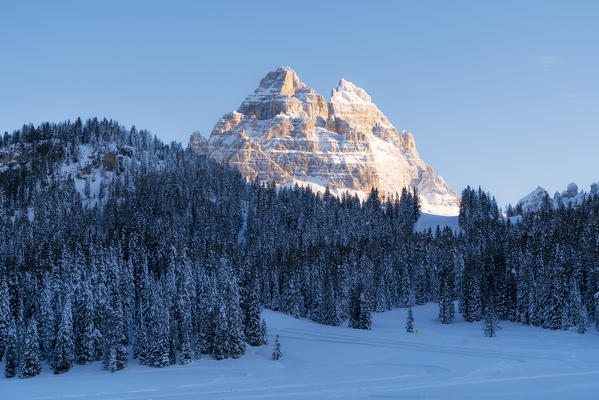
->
(190, 67, 460, 216)
(516, 181, 599, 213)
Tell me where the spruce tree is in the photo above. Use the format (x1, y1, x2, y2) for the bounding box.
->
(260, 319, 268, 345)
(53, 298, 75, 374)
(77, 282, 95, 364)
(148, 289, 170, 368)
(272, 334, 282, 360)
(106, 346, 118, 373)
(180, 313, 193, 365)
(438, 269, 455, 324)
(0, 280, 10, 362)
(21, 317, 41, 378)
(483, 299, 498, 337)
(244, 279, 263, 346)
(460, 263, 482, 322)
(4, 315, 17, 378)
(406, 308, 415, 333)
(349, 283, 372, 330)
(212, 302, 230, 360)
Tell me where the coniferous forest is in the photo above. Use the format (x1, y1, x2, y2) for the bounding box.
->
(1, 119, 598, 378)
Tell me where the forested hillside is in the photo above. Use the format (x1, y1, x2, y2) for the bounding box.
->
(1, 119, 598, 379)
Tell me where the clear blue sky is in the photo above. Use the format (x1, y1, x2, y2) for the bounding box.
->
(1, 1, 597, 207)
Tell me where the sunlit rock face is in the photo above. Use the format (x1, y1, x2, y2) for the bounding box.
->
(191, 67, 460, 216)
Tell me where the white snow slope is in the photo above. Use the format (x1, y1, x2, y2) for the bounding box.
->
(2, 303, 598, 400)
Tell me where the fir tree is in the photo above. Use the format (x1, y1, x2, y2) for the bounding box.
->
(406, 308, 415, 333)
(438, 268, 455, 324)
(76, 282, 95, 364)
(483, 299, 498, 338)
(4, 315, 17, 378)
(260, 318, 268, 345)
(106, 346, 118, 373)
(460, 263, 482, 322)
(349, 283, 372, 330)
(53, 298, 74, 374)
(212, 302, 230, 360)
(147, 289, 170, 368)
(272, 334, 282, 360)
(0, 280, 10, 362)
(21, 317, 42, 378)
(244, 279, 263, 346)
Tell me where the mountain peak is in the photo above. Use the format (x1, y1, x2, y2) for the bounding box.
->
(193, 68, 460, 216)
(257, 66, 305, 95)
(237, 67, 323, 121)
(332, 79, 372, 104)
(517, 181, 599, 213)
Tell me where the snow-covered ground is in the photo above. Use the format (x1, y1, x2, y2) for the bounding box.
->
(3, 303, 599, 400)
(415, 213, 459, 233)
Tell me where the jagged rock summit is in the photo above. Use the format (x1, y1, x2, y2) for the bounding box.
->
(190, 67, 460, 216)
(516, 181, 599, 213)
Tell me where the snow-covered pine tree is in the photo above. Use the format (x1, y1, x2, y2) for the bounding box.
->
(4, 315, 17, 378)
(349, 283, 372, 330)
(180, 314, 193, 365)
(282, 270, 302, 318)
(53, 297, 75, 374)
(566, 277, 587, 333)
(0, 280, 10, 362)
(76, 281, 96, 364)
(178, 253, 194, 365)
(397, 258, 415, 308)
(244, 277, 263, 346)
(38, 276, 56, 362)
(271, 271, 281, 311)
(195, 268, 215, 356)
(133, 255, 151, 363)
(594, 289, 599, 332)
(460, 262, 482, 322)
(318, 268, 342, 326)
(148, 287, 170, 368)
(483, 299, 498, 337)
(260, 318, 268, 345)
(106, 346, 117, 373)
(406, 308, 415, 333)
(543, 260, 565, 330)
(438, 268, 455, 324)
(212, 301, 230, 360)
(272, 334, 282, 360)
(219, 258, 246, 358)
(103, 301, 128, 371)
(21, 316, 41, 378)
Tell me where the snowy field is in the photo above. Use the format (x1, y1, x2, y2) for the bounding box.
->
(2, 303, 599, 400)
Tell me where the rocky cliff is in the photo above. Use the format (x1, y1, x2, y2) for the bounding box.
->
(191, 67, 460, 215)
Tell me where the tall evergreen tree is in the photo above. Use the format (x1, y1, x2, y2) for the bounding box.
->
(272, 334, 282, 360)
(438, 268, 455, 324)
(4, 315, 17, 378)
(483, 299, 498, 338)
(349, 283, 372, 330)
(0, 280, 10, 362)
(21, 316, 42, 378)
(53, 297, 75, 374)
(406, 308, 415, 333)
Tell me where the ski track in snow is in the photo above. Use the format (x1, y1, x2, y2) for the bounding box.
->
(2, 303, 599, 400)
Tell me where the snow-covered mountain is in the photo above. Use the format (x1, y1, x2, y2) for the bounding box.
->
(190, 67, 460, 216)
(516, 182, 599, 213)
(0, 120, 165, 205)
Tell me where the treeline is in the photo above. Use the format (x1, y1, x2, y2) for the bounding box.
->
(0, 119, 598, 379)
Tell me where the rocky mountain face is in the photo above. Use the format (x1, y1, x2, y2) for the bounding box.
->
(516, 182, 599, 213)
(190, 67, 460, 215)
